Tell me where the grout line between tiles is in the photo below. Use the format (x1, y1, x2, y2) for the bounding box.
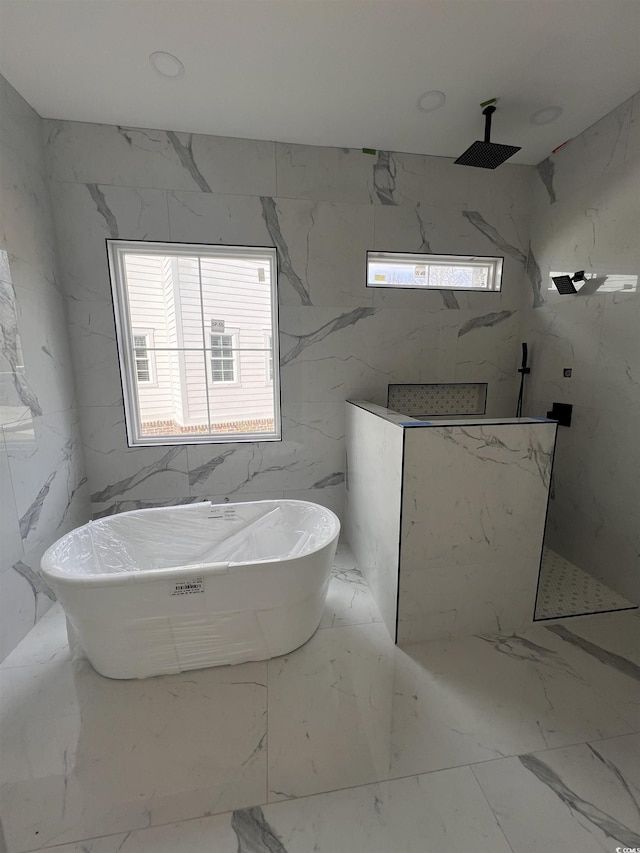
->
(469, 764, 517, 853)
(262, 727, 640, 808)
(36, 731, 640, 853)
(265, 647, 270, 809)
(21, 829, 131, 853)
(8, 661, 640, 849)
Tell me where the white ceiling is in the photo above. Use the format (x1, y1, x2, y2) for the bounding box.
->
(1, 0, 639, 165)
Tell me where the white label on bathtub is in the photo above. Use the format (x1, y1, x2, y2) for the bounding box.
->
(171, 577, 205, 596)
(208, 506, 237, 520)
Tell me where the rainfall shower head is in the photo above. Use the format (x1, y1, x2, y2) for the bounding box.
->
(552, 275, 577, 294)
(552, 270, 606, 295)
(552, 271, 585, 294)
(454, 102, 521, 169)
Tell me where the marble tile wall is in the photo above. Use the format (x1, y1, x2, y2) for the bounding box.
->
(0, 76, 91, 659)
(344, 403, 404, 638)
(398, 422, 557, 643)
(523, 92, 640, 602)
(42, 117, 538, 521)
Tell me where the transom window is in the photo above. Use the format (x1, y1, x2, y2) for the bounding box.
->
(107, 241, 280, 446)
(367, 251, 503, 291)
(548, 270, 638, 294)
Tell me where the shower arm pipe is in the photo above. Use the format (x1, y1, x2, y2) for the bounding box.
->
(483, 105, 496, 143)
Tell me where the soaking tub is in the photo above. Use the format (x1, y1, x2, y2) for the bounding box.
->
(41, 500, 340, 679)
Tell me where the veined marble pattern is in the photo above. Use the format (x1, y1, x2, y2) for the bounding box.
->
(278, 304, 462, 405)
(344, 403, 403, 638)
(525, 91, 640, 606)
(78, 400, 347, 512)
(534, 397, 640, 604)
(370, 201, 532, 313)
(1, 77, 90, 660)
(45, 120, 277, 197)
(0, 268, 41, 422)
(594, 290, 640, 417)
(398, 421, 556, 642)
(473, 734, 640, 853)
(318, 544, 383, 629)
(48, 182, 171, 303)
(535, 547, 637, 619)
(44, 117, 538, 505)
(1, 552, 639, 853)
(90, 484, 345, 530)
(524, 296, 604, 409)
(16, 768, 514, 853)
(453, 308, 525, 416)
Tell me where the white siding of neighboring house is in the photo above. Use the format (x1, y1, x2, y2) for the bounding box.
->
(124, 252, 275, 430)
(176, 256, 274, 426)
(126, 254, 175, 421)
(162, 256, 185, 425)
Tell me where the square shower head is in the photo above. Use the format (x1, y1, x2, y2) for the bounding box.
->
(454, 140, 522, 169)
(552, 275, 578, 294)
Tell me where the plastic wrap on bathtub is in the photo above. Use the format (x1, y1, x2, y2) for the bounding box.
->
(42, 500, 340, 679)
(63, 584, 332, 678)
(42, 500, 337, 578)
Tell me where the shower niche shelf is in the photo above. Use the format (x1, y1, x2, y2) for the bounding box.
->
(387, 382, 487, 418)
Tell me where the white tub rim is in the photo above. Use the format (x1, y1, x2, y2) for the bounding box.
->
(41, 499, 340, 588)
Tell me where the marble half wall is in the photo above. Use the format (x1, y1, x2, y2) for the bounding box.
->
(397, 421, 557, 643)
(43, 118, 537, 518)
(345, 403, 403, 638)
(523, 92, 640, 602)
(0, 75, 91, 659)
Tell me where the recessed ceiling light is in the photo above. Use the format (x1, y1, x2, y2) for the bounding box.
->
(149, 51, 185, 78)
(530, 106, 563, 125)
(416, 90, 446, 113)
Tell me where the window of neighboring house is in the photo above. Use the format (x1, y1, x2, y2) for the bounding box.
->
(133, 332, 153, 383)
(107, 241, 280, 446)
(210, 333, 237, 383)
(367, 251, 503, 291)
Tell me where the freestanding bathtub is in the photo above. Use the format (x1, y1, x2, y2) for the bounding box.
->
(41, 500, 340, 679)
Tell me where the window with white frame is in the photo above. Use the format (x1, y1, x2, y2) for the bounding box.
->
(107, 241, 280, 446)
(210, 333, 237, 383)
(367, 251, 503, 291)
(133, 331, 154, 383)
(548, 270, 638, 294)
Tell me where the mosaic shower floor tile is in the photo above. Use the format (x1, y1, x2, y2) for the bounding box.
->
(535, 547, 637, 619)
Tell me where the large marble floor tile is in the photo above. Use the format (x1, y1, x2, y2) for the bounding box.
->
(538, 613, 640, 731)
(551, 607, 640, 663)
(266, 616, 635, 802)
(30, 765, 512, 853)
(472, 733, 640, 853)
(28, 839, 128, 853)
(5, 561, 640, 852)
(318, 544, 383, 629)
(267, 621, 395, 801)
(0, 603, 69, 668)
(390, 626, 635, 780)
(0, 658, 267, 852)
